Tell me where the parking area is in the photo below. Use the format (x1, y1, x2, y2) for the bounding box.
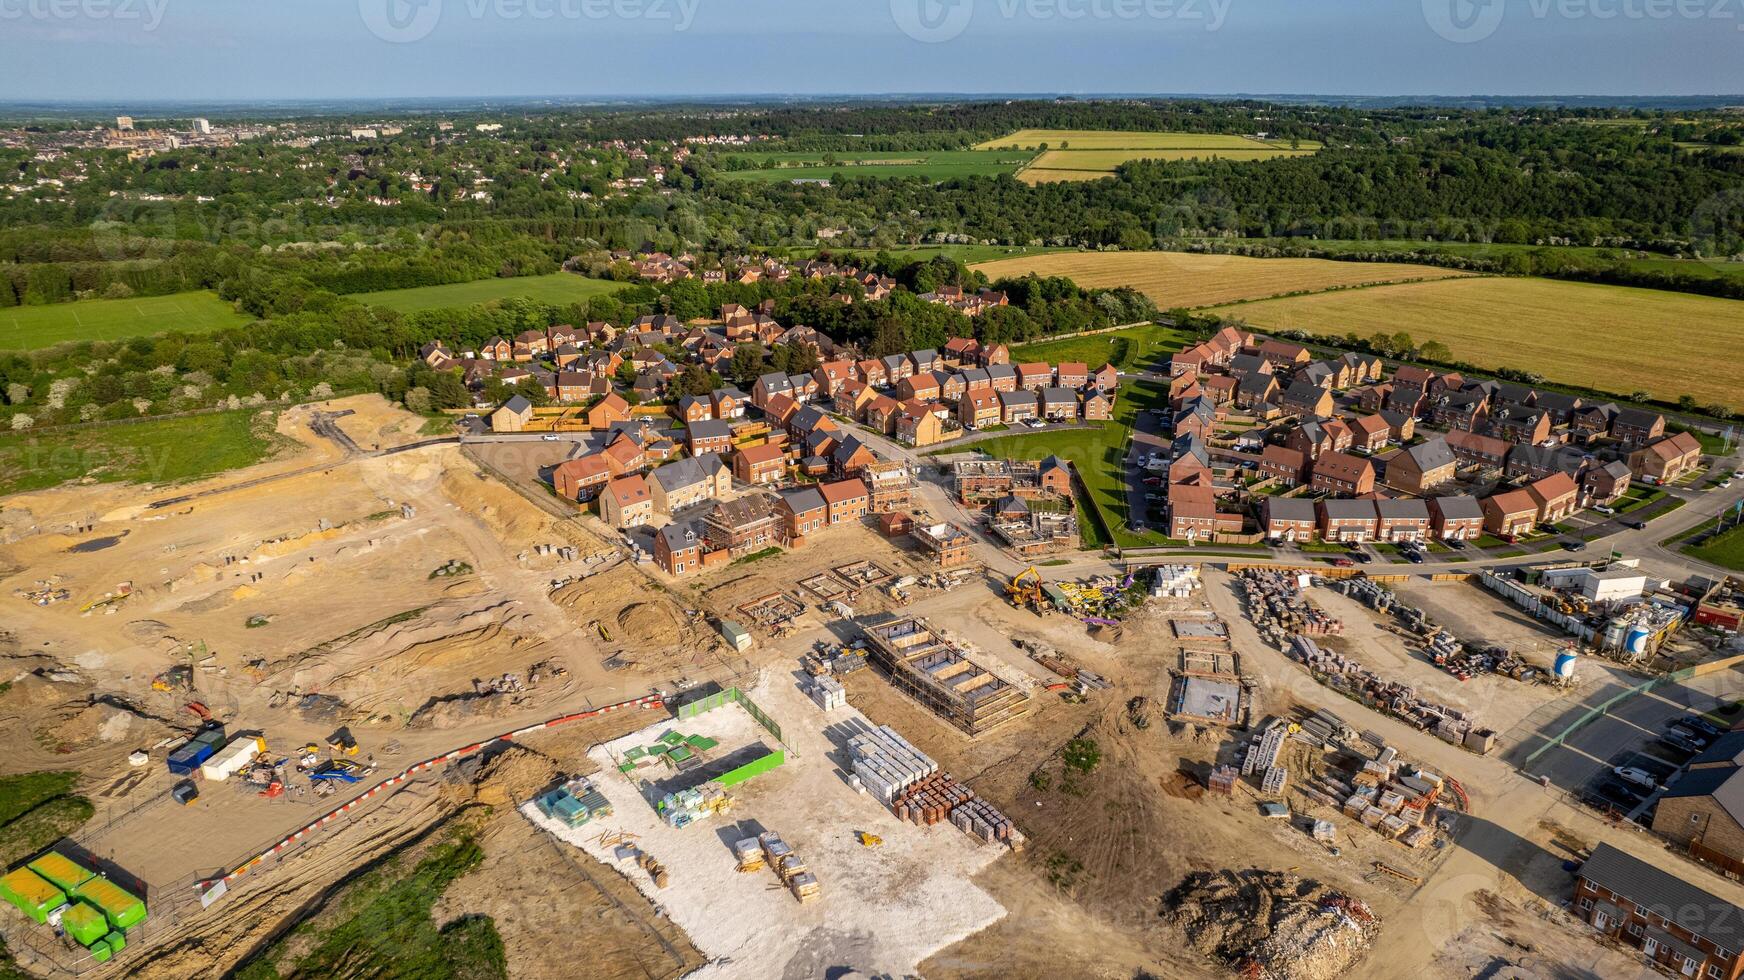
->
(1502, 665, 1744, 822)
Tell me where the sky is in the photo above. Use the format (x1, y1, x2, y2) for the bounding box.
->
(0, 0, 1740, 101)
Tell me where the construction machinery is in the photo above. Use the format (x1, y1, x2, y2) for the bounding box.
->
(1005, 567, 1046, 614)
(856, 831, 883, 848)
(183, 701, 212, 723)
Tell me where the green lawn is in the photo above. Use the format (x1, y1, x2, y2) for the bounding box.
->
(0, 771, 92, 869)
(1686, 523, 1744, 571)
(1009, 324, 1196, 372)
(715, 150, 1031, 182)
(0, 410, 283, 496)
(352, 274, 626, 313)
(234, 834, 505, 980)
(0, 290, 250, 351)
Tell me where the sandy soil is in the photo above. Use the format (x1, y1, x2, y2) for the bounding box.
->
(318, 394, 435, 452)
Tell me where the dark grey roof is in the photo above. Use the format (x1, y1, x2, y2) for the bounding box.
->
(1375, 498, 1430, 520)
(1405, 437, 1456, 472)
(1229, 353, 1269, 374)
(1616, 407, 1663, 428)
(910, 348, 939, 363)
(1039, 386, 1076, 405)
(780, 486, 827, 513)
(688, 419, 732, 439)
(1690, 731, 1744, 770)
(1432, 495, 1483, 520)
(1578, 843, 1744, 950)
(501, 395, 532, 414)
(1171, 433, 1210, 467)
(999, 390, 1036, 409)
(831, 434, 869, 463)
(1299, 362, 1334, 386)
(1283, 379, 1329, 404)
(658, 522, 702, 552)
(1237, 373, 1277, 397)
(758, 371, 792, 391)
(1319, 499, 1378, 521)
(653, 455, 722, 493)
(1265, 497, 1317, 522)
(986, 363, 1017, 380)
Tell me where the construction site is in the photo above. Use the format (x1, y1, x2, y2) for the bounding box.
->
(0, 391, 1733, 980)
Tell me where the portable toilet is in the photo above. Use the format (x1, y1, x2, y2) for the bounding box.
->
(0, 868, 66, 924)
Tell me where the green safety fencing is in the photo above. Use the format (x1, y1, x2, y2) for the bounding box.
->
(715, 749, 785, 787)
(674, 687, 784, 746)
(1522, 652, 1744, 766)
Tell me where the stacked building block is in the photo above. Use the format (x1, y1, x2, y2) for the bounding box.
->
(847, 726, 938, 804)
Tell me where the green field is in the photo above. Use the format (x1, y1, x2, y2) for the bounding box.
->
(1009, 324, 1196, 372)
(1687, 523, 1744, 571)
(976, 130, 1294, 151)
(0, 410, 283, 496)
(0, 290, 250, 351)
(0, 771, 92, 869)
(973, 129, 1320, 184)
(352, 274, 627, 313)
(716, 150, 1030, 183)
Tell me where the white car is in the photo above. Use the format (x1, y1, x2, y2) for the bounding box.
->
(1613, 766, 1658, 790)
(1722, 480, 1735, 490)
(1594, 505, 1615, 515)
(540, 434, 560, 442)
(1734, 469, 1744, 479)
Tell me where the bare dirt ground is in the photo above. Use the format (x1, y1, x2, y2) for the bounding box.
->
(319, 394, 436, 452)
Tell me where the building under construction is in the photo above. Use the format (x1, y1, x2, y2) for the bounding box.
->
(859, 616, 1031, 736)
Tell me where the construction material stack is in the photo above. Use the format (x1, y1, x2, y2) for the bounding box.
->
(757, 832, 820, 903)
(847, 726, 938, 804)
(804, 674, 846, 711)
(732, 837, 765, 873)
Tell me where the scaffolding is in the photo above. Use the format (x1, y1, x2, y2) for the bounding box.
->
(859, 617, 1030, 737)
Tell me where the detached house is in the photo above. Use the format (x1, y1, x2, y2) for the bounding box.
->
(1481, 489, 1538, 537)
(1612, 408, 1667, 447)
(1526, 472, 1580, 524)
(1000, 390, 1038, 425)
(600, 475, 654, 530)
(734, 443, 787, 485)
(686, 419, 733, 457)
(587, 393, 631, 431)
(552, 455, 611, 502)
(1630, 432, 1704, 484)
(959, 391, 1002, 429)
(1386, 437, 1457, 495)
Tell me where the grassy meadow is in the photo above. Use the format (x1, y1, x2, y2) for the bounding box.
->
(0, 409, 283, 496)
(1211, 276, 1744, 411)
(713, 150, 1030, 182)
(973, 250, 1469, 308)
(1008, 324, 1197, 372)
(352, 274, 625, 313)
(0, 290, 250, 351)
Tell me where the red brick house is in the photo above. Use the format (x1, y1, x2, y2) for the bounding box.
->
(959, 391, 1002, 428)
(1259, 445, 1309, 486)
(1317, 499, 1379, 543)
(1015, 362, 1054, 391)
(819, 478, 870, 525)
(1481, 489, 1538, 537)
(1375, 498, 1431, 543)
(1630, 432, 1703, 484)
(1527, 472, 1580, 523)
(1429, 495, 1484, 541)
(587, 393, 631, 430)
(734, 443, 787, 484)
(1349, 414, 1392, 453)
(1573, 843, 1744, 980)
(552, 454, 611, 502)
(1312, 452, 1375, 496)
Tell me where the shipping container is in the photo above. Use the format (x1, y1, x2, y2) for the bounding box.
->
(166, 728, 227, 776)
(201, 736, 265, 782)
(61, 901, 109, 947)
(27, 853, 93, 893)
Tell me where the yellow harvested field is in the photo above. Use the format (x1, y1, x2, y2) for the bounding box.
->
(975, 129, 1284, 151)
(971, 251, 1470, 308)
(1212, 277, 1744, 410)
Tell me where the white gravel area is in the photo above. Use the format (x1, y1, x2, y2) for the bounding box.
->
(522, 670, 1009, 979)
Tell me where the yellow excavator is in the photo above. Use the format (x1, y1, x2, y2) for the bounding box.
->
(1006, 567, 1047, 614)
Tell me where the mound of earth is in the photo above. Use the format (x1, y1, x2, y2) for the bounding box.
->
(1162, 869, 1378, 980)
(550, 566, 703, 665)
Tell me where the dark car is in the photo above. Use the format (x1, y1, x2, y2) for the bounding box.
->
(1562, 540, 1587, 552)
(1661, 732, 1708, 755)
(1351, 551, 1374, 564)
(1670, 719, 1718, 744)
(1444, 538, 1465, 550)
(1594, 782, 1644, 808)
(1678, 716, 1724, 738)
(1402, 549, 1425, 564)
(1624, 519, 1647, 530)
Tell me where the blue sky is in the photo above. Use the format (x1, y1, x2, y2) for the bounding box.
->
(1, 0, 1739, 100)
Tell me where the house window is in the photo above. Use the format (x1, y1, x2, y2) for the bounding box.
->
(1578, 898, 1593, 911)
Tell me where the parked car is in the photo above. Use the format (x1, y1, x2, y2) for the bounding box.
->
(541, 433, 560, 442)
(1444, 538, 1466, 550)
(1721, 480, 1734, 490)
(1402, 550, 1425, 564)
(1593, 782, 1644, 808)
(1594, 505, 1615, 515)
(1143, 477, 1163, 487)
(1624, 519, 1647, 530)
(1677, 716, 1724, 738)
(1613, 766, 1659, 790)
(1562, 540, 1587, 552)
(1331, 557, 1356, 568)
(1661, 731, 1709, 755)
(1351, 551, 1373, 564)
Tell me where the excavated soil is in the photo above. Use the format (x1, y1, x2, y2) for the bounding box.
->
(1163, 869, 1380, 980)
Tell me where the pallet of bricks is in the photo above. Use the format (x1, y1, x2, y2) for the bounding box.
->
(755, 831, 821, 903)
(849, 725, 1025, 851)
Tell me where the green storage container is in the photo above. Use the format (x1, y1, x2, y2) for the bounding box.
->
(73, 877, 147, 930)
(88, 939, 111, 963)
(0, 868, 66, 924)
(104, 930, 125, 952)
(27, 853, 93, 894)
(61, 901, 108, 947)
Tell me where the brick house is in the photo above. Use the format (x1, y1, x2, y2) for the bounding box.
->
(1481, 489, 1538, 537)
(830, 435, 877, 478)
(1488, 404, 1552, 445)
(999, 389, 1038, 425)
(1630, 432, 1704, 484)
(898, 372, 942, 403)
(705, 494, 785, 556)
(1235, 373, 1279, 410)
(1016, 362, 1054, 391)
(552, 454, 611, 502)
(1445, 428, 1511, 469)
(1311, 452, 1376, 496)
(686, 419, 733, 457)
(1653, 733, 1744, 876)
(1281, 380, 1335, 418)
(677, 394, 714, 423)
(1263, 497, 1318, 543)
(1039, 387, 1078, 422)
(734, 443, 787, 484)
(1259, 445, 1309, 486)
(1386, 437, 1457, 495)
(1082, 389, 1114, 421)
(1612, 408, 1667, 447)
(1038, 456, 1074, 497)
(601, 436, 646, 477)
(1227, 353, 1273, 382)
(1375, 498, 1431, 543)
(1257, 339, 1310, 370)
(864, 395, 902, 434)
(1429, 495, 1484, 541)
(881, 353, 913, 385)
(490, 395, 534, 433)
(1573, 842, 1744, 980)
(587, 393, 631, 430)
(813, 360, 855, 398)
(655, 522, 716, 577)
(1317, 499, 1379, 543)
(959, 390, 1002, 429)
(1056, 362, 1089, 389)
(1349, 414, 1392, 453)
(896, 402, 945, 447)
(752, 372, 793, 409)
(650, 455, 731, 516)
(777, 486, 828, 542)
(855, 358, 888, 388)
(711, 387, 747, 419)
(1199, 375, 1238, 407)
(1378, 409, 1417, 444)
(600, 474, 653, 529)
(986, 363, 1018, 393)
(1583, 460, 1632, 506)
(1526, 472, 1580, 523)
(1166, 484, 1223, 540)
(819, 478, 871, 525)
